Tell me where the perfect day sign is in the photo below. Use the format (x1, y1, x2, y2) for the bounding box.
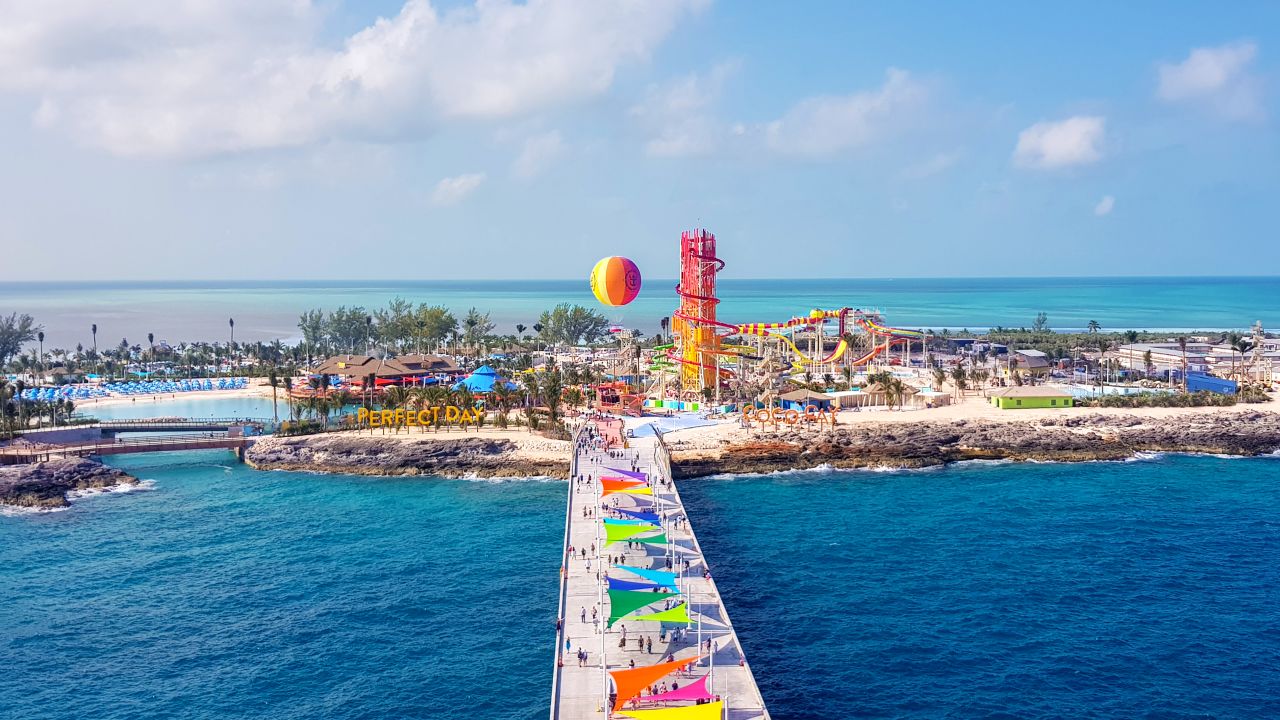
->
(356, 406, 484, 428)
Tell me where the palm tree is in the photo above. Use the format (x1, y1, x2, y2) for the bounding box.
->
(37, 331, 45, 379)
(659, 316, 670, 343)
(90, 323, 98, 375)
(1177, 336, 1189, 393)
(147, 332, 155, 376)
(268, 369, 280, 422)
(932, 367, 948, 393)
(228, 318, 235, 373)
(515, 323, 527, 341)
(1087, 320, 1101, 334)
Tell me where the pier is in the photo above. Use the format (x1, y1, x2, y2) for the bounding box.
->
(551, 424, 769, 719)
(0, 417, 265, 464)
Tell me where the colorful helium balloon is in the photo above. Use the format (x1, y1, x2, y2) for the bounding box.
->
(590, 256, 642, 306)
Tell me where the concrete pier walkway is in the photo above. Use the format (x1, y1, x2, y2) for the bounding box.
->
(550, 426, 768, 719)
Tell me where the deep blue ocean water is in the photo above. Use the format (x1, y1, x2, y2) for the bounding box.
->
(0, 453, 564, 720)
(4, 452, 1279, 718)
(681, 456, 1280, 718)
(4, 276, 1278, 349)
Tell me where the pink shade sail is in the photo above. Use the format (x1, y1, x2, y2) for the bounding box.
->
(636, 675, 715, 704)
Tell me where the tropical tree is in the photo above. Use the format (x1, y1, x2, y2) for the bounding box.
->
(1177, 336, 1189, 393)
(950, 366, 968, 398)
(37, 330, 45, 378)
(932, 367, 948, 393)
(268, 369, 280, 422)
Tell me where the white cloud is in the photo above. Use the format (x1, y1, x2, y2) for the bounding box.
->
(1013, 116, 1105, 169)
(763, 68, 927, 157)
(431, 172, 485, 206)
(632, 60, 739, 158)
(900, 149, 963, 180)
(1094, 195, 1115, 216)
(0, 0, 705, 158)
(1157, 41, 1263, 121)
(511, 131, 564, 179)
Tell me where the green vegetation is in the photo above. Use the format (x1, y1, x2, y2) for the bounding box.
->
(535, 303, 609, 346)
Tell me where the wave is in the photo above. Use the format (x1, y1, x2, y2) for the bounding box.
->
(0, 504, 70, 516)
(66, 479, 157, 500)
(700, 462, 952, 480)
(457, 473, 560, 484)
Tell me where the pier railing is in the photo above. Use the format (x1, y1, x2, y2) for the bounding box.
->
(549, 424, 585, 719)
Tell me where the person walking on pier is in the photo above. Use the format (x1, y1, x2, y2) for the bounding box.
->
(580, 607, 586, 624)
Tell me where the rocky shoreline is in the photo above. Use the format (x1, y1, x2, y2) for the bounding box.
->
(0, 458, 140, 509)
(671, 411, 1280, 477)
(245, 435, 570, 479)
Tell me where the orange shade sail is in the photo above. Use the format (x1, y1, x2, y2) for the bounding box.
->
(602, 478, 646, 496)
(609, 655, 704, 712)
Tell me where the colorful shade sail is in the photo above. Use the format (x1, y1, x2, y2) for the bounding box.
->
(602, 478, 646, 497)
(620, 487, 654, 496)
(614, 508, 661, 524)
(607, 588, 670, 626)
(617, 700, 723, 719)
(605, 523, 659, 545)
(609, 655, 705, 711)
(614, 565, 680, 589)
(629, 602, 691, 624)
(607, 576, 669, 593)
(606, 467, 648, 481)
(628, 532, 667, 546)
(636, 675, 714, 704)
(604, 517, 658, 527)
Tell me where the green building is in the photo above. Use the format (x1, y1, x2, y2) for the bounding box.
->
(989, 386, 1074, 410)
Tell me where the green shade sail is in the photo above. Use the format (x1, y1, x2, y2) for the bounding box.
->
(605, 523, 658, 545)
(608, 589, 671, 627)
(629, 603, 691, 625)
(631, 533, 667, 546)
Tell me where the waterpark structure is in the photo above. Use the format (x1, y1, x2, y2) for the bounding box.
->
(659, 229, 927, 400)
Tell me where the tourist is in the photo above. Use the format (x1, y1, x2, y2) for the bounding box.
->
(580, 607, 586, 623)
(646, 637, 653, 654)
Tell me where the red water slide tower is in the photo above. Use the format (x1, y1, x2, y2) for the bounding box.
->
(671, 228, 727, 394)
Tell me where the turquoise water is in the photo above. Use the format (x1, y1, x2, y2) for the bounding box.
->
(4, 451, 1279, 717)
(83, 395, 282, 421)
(1, 452, 563, 720)
(5, 277, 1278, 348)
(680, 456, 1280, 718)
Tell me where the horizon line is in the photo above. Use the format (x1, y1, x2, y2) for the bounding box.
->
(4, 274, 1280, 285)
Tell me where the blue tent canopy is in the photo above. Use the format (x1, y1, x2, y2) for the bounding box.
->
(453, 365, 517, 393)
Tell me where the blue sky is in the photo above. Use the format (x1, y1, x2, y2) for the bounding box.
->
(0, 1, 1276, 281)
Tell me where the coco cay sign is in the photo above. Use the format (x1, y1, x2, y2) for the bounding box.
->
(742, 405, 838, 426)
(356, 406, 483, 427)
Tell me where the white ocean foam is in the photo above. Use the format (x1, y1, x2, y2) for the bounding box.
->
(459, 473, 559, 484)
(0, 504, 70, 516)
(66, 479, 157, 500)
(948, 458, 1015, 468)
(1126, 451, 1167, 463)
